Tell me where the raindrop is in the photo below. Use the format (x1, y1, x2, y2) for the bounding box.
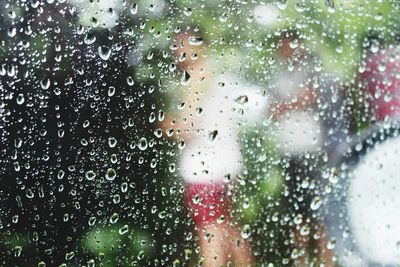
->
(14, 246, 22, 257)
(325, 0, 335, 12)
(98, 46, 111, 60)
(217, 215, 225, 224)
(26, 189, 34, 199)
(87, 259, 95, 267)
(88, 216, 96, 226)
(137, 251, 145, 260)
(127, 76, 134, 86)
(108, 137, 117, 148)
(119, 224, 129, 235)
(327, 238, 336, 249)
(180, 70, 191, 85)
(188, 36, 203, 46)
(310, 196, 323, 210)
(130, 3, 138, 15)
(241, 224, 252, 239)
(8, 27, 17, 37)
(138, 137, 148, 151)
(57, 170, 65, 180)
(110, 213, 119, 224)
(235, 95, 249, 104)
(16, 94, 25, 105)
(209, 130, 218, 142)
(85, 170, 96, 180)
(105, 168, 117, 181)
(40, 78, 50, 90)
(84, 33, 96, 45)
(108, 86, 115, 97)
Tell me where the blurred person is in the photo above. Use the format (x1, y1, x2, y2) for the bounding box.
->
(324, 45, 400, 267)
(320, 44, 400, 267)
(161, 32, 268, 266)
(266, 34, 349, 266)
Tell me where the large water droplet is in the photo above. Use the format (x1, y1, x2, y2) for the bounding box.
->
(110, 213, 119, 224)
(188, 36, 203, 46)
(84, 32, 96, 45)
(130, 3, 138, 15)
(105, 168, 117, 181)
(180, 70, 191, 85)
(138, 137, 148, 151)
(8, 26, 17, 37)
(108, 137, 117, 148)
(241, 224, 252, 239)
(85, 170, 96, 180)
(310, 196, 322, 210)
(40, 78, 50, 90)
(98, 46, 111, 60)
(57, 170, 65, 180)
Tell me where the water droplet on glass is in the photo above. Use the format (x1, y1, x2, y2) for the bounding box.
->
(119, 224, 129, 235)
(84, 32, 96, 45)
(85, 170, 96, 180)
(188, 36, 203, 46)
(8, 27, 17, 37)
(138, 137, 148, 151)
(241, 224, 252, 239)
(98, 46, 111, 60)
(108, 137, 117, 148)
(235, 95, 249, 104)
(110, 213, 119, 224)
(130, 3, 138, 15)
(108, 86, 116, 97)
(105, 168, 117, 181)
(16, 94, 25, 105)
(57, 170, 65, 180)
(327, 238, 336, 249)
(208, 130, 218, 142)
(40, 78, 50, 90)
(310, 196, 323, 210)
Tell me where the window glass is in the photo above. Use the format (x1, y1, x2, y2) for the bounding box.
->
(1, 0, 400, 266)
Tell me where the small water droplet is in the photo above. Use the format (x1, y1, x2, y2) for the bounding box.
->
(16, 94, 25, 105)
(180, 70, 191, 85)
(327, 238, 336, 249)
(235, 95, 249, 104)
(208, 130, 218, 142)
(110, 213, 119, 224)
(88, 216, 96, 226)
(40, 78, 50, 90)
(119, 224, 129, 235)
(108, 86, 116, 97)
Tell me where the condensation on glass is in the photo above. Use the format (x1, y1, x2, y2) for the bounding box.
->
(1, 0, 400, 266)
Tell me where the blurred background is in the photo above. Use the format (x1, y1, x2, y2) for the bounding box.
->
(1, 0, 400, 266)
